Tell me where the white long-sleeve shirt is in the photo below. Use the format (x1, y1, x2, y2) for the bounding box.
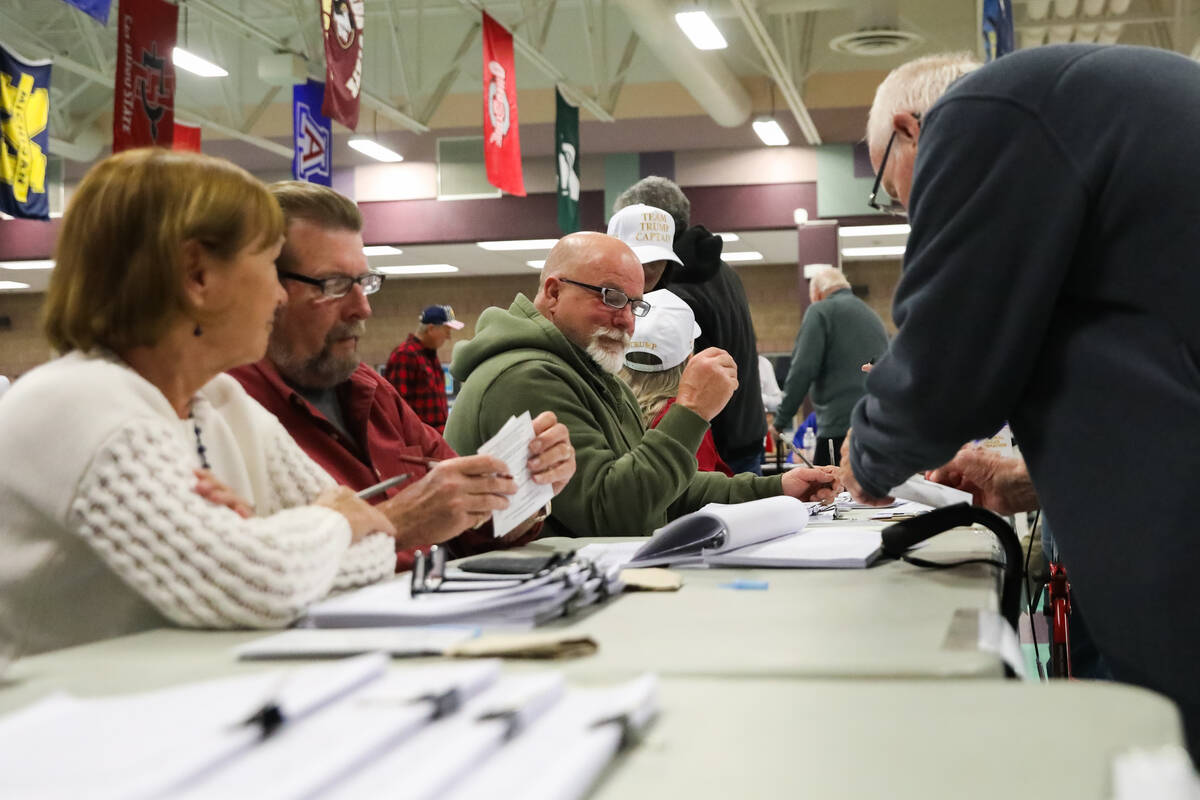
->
(0, 351, 394, 656)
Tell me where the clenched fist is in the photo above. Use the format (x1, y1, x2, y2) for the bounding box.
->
(676, 347, 738, 421)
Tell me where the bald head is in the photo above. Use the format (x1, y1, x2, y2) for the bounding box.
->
(535, 232, 645, 373)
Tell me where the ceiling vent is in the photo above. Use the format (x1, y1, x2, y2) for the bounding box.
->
(829, 28, 922, 57)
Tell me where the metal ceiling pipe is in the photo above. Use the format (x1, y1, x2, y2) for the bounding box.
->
(612, 0, 752, 128)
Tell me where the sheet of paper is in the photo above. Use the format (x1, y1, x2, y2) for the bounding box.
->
(235, 628, 480, 660)
(888, 475, 972, 508)
(477, 412, 555, 538)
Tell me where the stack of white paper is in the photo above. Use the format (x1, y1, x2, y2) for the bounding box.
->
(0, 657, 656, 800)
(305, 558, 621, 629)
(477, 411, 555, 538)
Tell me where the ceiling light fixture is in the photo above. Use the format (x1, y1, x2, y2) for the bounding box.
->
(752, 117, 789, 147)
(675, 11, 728, 50)
(838, 224, 911, 238)
(0, 259, 54, 270)
(722, 251, 764, 262)
(363, 245, 403, 256)
(377, 264, 459, 275)
(348, 138, 404, 163)
(0, 281, 31, 290)
(841, 245, 907, 258)
(172, 47, 228, 77)
(716, 233, 740, 242)
(526, 260, 546, 269)
(477, 239, 560, 251)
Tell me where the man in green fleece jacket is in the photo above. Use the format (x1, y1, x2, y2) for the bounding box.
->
(773, 266, 889, 466)
(445, 232, 841, 537)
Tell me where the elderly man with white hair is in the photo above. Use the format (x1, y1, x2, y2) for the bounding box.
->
(772, 266, 888, 466)
(842, 45, 1200, 759)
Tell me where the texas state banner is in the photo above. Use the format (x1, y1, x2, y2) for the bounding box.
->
(0, 41, 52, 220)
(113, 0, 178, 152)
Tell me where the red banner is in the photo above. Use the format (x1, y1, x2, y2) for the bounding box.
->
(320, 0, 364, 130)
(481, 12, 525, 196)
(172, 122, 201, 152)
(112, 0, 177, 152)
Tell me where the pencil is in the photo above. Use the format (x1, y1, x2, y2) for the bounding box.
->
(392, 453, 442, 470)
(356, 473, 411, 500)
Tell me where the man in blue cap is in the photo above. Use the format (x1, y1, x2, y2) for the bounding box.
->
(384, 305, 465, 432)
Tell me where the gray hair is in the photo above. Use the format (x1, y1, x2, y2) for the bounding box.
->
(810, 266, 851, 296)
(866, 52, 981, 153)
(612, 176, 690, 232)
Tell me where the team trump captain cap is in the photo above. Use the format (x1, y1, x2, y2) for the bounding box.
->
(607, 204, 684, 266)
(624, 289, 702, 373)
(419, 304, 465, 330)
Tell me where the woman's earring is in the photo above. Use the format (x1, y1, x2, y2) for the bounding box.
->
(193, 323, 202, 337)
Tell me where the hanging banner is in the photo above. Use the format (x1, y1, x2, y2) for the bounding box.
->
(172, 122, 201, 152)
(0, 41, 51, 220)
(293, 79, 332, 185)
(481, 12, 525, 197)
(555, 87, 580, 233)
(61, 0, 112, 25)
(982, 0, 1014, 62)
(113, 0, 178, 152)
(320, 0, 364, 130)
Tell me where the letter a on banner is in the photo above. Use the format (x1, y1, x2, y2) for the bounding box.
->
(481, 12, 525, 196)
(0, 41, 52, 220)
(320, 0, 364, 130)
(294, 79, 332, 185)
(113, 0, 178, 152)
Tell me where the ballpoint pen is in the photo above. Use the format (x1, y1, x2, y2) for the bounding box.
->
(356, 473, 410, 500)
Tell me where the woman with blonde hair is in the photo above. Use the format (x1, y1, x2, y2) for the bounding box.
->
(0, 148, 397, 655)
(620, 289, 733, 476)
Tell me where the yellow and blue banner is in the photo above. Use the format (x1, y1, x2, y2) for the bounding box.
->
(982, 0, 1014, 62)
(61, 0, 112, 25)
(0, 41, 52, 221)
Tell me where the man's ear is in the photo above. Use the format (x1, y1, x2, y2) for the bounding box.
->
(893, 111, 921, 143)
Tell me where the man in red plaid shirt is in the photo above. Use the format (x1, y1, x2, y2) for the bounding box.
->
(383, 305, 464, 432)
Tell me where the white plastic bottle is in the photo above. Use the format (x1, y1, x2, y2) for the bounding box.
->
(802, 428, 816, 464)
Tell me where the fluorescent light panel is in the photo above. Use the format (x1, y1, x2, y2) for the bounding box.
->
(752, 118, 789, 147)
(377, 264, 459, 275)
(527, 260, 546, 269)
(477, 239, 559, 251)
(838, 224, 911, 238)
(722, 251, 764, 262)
(172, 47, 228, 77)
(363, 245, 403, 256)
(716, 233, 740, 242)
(0, 259, 54, 270)
(675, 11, 728, 50)
(348, 138, 404, 163)
(842, 245, 907, 257)
(0, 281, 30, 290)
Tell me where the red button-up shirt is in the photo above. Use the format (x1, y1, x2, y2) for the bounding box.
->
(382, 334, 448, 432)
(230, 359, 528, 571)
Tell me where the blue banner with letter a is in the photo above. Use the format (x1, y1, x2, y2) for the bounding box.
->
(0, 41, 52, 220)
(293, 79, 332, 186)
(61, 0, 113, 25)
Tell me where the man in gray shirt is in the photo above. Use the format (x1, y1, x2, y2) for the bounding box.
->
(774, 267, 888, 465)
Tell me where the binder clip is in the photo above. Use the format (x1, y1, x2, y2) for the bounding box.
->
(415, 686, 461, 720)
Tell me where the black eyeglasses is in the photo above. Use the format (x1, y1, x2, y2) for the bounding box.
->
(278, 270, 385, 299)
(867, 112, 920, 216)
(558, 278, 651, 317)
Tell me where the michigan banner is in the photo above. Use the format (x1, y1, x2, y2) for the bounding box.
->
(0, 41, 51, 220)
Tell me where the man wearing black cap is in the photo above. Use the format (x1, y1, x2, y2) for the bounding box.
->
(383, 305, 465, 433)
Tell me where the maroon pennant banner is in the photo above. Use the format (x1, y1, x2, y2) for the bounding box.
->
(320, 0, 364, 130)
(113, 0, 178, 152)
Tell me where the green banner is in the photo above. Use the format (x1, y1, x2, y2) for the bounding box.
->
(555, 87, 580, 233)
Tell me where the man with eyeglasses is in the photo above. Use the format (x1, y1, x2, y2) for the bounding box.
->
(445, 231, 841, 538)
(230, 182, 576, 570)
(843, 47, 1200, 759)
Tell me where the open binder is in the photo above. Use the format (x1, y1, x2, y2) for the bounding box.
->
(624, 495, 882, 569)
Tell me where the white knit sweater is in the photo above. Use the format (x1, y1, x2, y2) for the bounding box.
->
(0, 351, 394, 655)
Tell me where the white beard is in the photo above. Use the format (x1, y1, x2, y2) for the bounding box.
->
(585, 326, 631, 374)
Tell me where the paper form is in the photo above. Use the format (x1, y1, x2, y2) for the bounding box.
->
(477, 412, 555, 538)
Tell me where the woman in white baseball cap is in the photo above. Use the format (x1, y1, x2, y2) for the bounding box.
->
(619, 289, 733, 476)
